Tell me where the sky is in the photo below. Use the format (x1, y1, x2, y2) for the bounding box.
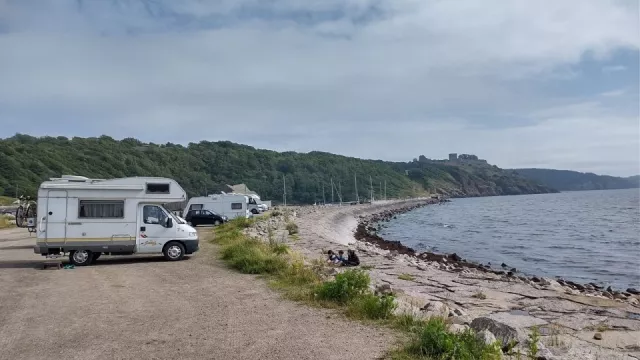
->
(0, 0, 639, 176)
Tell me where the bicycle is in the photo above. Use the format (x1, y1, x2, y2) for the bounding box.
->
(15, 195, 37, 230)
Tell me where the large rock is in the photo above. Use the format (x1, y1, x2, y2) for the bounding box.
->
(449, 324, 469, 334)
(627, 288, 640, 295)
(470, 317, 519, 348)
(476, 329, 497, 345)
(420, 301, 450, 318)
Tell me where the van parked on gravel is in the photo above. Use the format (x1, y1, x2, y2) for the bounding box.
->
(33, 175, 199, 266)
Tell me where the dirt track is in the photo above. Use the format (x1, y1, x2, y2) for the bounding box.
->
(0, 227, 393, 360)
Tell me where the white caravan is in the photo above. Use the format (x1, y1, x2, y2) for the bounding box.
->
(183, 193, 251, 220)
(34, 175, 199, 266)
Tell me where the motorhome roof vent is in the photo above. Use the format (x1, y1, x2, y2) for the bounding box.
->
(60, 175, 90, 182)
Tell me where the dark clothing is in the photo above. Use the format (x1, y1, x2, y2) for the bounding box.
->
(342, 253, 360, 267)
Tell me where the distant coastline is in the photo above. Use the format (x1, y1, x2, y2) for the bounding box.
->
(513, 168, 640, 192)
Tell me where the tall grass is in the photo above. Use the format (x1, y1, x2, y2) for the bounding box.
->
(209, 216, 502, 359)
(0, 215, 15, 229)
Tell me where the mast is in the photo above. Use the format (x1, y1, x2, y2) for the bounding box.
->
(370, 175, 373, 203)
(283, 174, 287, 207)
(331, 178, 334, 204)
(384, 180, 387, 200)
(354, 173, 359, 203)
(322, 183, 326, 205)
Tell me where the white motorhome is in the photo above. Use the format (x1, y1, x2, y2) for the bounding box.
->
(34, 175, 199, 266)
(183, 193, 251, 220)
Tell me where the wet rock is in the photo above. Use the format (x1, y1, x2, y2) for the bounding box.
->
(593, 333, 603, 340)
(532, 277, 541, 283)
(627, 288, 640, 295)
(606, 286, 613, 293)
(501, 263, 508, 268)
(590, 282, 603, 290)
(470, 317, 518, 348)
(510, 267, 517, 273)
(476, 329, 497, 346)
(448, 253, 462, 262)
(507, 271, 515, 277)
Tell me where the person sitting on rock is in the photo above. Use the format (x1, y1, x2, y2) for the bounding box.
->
(326, 250, 337, 263)
(341, 249, 360, 267)
(336, 250, 346, 264)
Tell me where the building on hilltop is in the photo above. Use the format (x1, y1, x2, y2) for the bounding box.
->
(448, 153, 457, 161)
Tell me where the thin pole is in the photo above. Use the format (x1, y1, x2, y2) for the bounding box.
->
(322, 183, 326, 205)
(331, 178, 334, 204)
(354, 173, 359, 203)
(339, 181, 342, 206)
(380, 181, 382, 201)
(370, 175, 373, 203)
(283, 175, 287, 207)
(384, 180, 387, 200)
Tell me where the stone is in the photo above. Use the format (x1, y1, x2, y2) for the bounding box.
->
(627, 288, 640, 295)
(593, 333, 603, 340)
(476, 329, 497, 346)
(375, 284, 393, 295)
(449, 315, 473, 326)
(470, 317, 519, 348)
(449, 324, 469, 334)
(606, 286, 613, 293)
(420, 301, 450, 318)
(501, 263, 508, 268)
(536, 342, 555, 360)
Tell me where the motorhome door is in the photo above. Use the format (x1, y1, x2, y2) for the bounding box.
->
(137, 204, 173, 253)
(43, 190, 68, 244)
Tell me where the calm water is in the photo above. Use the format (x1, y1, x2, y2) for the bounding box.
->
(380, 189, 640, 290)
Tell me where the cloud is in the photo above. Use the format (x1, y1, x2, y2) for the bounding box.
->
(602, 65, 627, 73)
(0, 0, 639, 176)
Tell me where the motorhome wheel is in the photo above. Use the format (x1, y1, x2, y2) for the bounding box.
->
(163, 242, 185, 261)
(214, 220, 221, 226)
(69, 250, 93, 266)
(251, 208, 259, 214)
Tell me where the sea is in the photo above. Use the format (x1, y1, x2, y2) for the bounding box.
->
(379, 189, 640, 290)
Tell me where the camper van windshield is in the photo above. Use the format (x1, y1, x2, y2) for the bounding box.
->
(162, 206, 184, 224)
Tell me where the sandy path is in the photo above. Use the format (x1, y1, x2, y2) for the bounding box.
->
(291, 201, 640, 360)
(0, 227, 394, 360)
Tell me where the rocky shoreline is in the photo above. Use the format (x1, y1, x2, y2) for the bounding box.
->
(355, 200, 640, 304)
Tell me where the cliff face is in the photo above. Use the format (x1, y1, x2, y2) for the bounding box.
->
(0, 134, 556, 202)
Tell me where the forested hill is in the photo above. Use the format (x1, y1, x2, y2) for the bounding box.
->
(0, 135, 555, 203)
(514, 168, 640, 191)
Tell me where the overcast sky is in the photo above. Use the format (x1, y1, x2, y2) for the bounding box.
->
(0, 0, 639, 176)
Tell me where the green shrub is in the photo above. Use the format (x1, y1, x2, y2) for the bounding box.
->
(347, 294, 397, 320)
(271, 210, 282, 217)
(286, 222, 299, 235)
(399, 317, 502, 360)
(220, 238, 288, 274)
(0, 215, 15, 229)
(315, 269, 370, 304)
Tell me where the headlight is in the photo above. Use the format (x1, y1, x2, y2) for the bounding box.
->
(188, 232, 197, 237)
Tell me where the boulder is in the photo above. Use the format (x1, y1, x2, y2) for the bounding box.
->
(375, 284, 393, 296)
(449, 315, 473, 326)
(449, 324, 469, 334)
(536, 342, 556, 360)
(476, 329, 497, 346)
(470, 317, 519, 348)
(420, 301, 450, 318)
(593, 333, 603, 340)
(627, 288, 640, 295)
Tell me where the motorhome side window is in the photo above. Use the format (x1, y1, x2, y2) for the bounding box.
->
(146, 183, 170, 194)
(78, 200, 124, 218)
(231, 202, 243, 210)
(143, 205, 167, 225)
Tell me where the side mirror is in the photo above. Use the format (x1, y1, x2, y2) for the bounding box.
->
(166, 217, 173, 228)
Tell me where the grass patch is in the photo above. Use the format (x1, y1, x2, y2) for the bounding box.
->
(209, 217, 503, 360)
(393, 317, 502, 360)
(527, 326, 540, 359)
(286, 222, 299, 235)
(0, 196, 16, 206)
(360, 265, 375, 270)
(0, 215, 15, 229)
(472, 291, 487, 300)
(315, 269, 370, 304)
(398, 273, 416, 281)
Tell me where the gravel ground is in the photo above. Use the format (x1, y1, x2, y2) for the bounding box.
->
(0, 227, 394, 360)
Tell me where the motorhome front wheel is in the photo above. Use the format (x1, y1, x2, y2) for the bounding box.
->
(163, 242, 185, 261)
